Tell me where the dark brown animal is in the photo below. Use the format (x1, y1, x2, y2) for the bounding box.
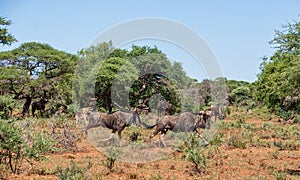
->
(32, 99, 48, 118)
(149, 111, 209, 147)
(82, 110, 141, 142)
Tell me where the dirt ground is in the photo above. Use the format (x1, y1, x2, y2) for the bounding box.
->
(4, 112, 300, 180)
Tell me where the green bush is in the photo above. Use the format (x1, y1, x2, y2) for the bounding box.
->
(56, 160, 86, 180)
(275, 108, 294, 120)
(0, 95, 16, 119)
(0, 120, 24, 174)
(227, 133, 247, 149)
(0, 120, 54, 174)
(183, 134, 208, 173)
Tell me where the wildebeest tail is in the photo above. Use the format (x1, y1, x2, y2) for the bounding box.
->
(142, 122, 157, 129)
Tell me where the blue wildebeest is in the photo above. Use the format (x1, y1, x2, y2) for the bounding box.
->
(82, 110, 142, 142)
(32, 99, 48, 118)
(149, 111, 210, 147)
(157, 100, 173, 118)
(209, 105, 224, 121)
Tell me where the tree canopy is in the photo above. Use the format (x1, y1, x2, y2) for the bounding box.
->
(255, 19, 300, 113)
(0, 17, 17, 46)
(74, 42, 196, 113)
(0, 42, 78, 116)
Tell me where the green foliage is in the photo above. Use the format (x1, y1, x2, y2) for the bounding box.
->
(183, 134, 208, 173)
(186, 148, 207, 173)
(56, 160, 86, 180)
(227, 133, 247, 149)
(0, 95, 16, 119)
(230, 86, 255, 108)
(0, 120, 54, 174)
(0, 17, 17, 45)
(255, 19, 300, 112)
(275, 108, 294, 120)
(24, 133, 55, 161)
(101, 147, 120, 173)
(0, 42, 78, 116)
(76, 42, 191, 112)
(0, 120, 24, 174)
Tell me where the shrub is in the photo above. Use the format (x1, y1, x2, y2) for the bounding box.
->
(0, 120, 24, 174)
(101, 147, 120, 173)
(186, 148, 207, 173)
(56, 160, 86, 180)
(227, 133, 247, 149)
(183, 134, 208, 173)
(0, 120, 54, 174)
(275, 108, 294, 121)
(0, 95, 16, 119)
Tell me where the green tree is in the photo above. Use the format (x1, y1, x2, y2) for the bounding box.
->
(255, 19, 300, 112)
(76, 43, 193, 113)
(0, 17, 17, 45)
(0, 42, 78, 116)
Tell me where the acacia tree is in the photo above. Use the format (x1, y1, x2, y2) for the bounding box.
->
(77, 43, 193, 113)
(255, 19, 300, 112)
(0, 17, 17, 46)
(0, 42, 78, 116)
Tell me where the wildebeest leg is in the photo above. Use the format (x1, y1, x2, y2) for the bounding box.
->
(32, 107, 36, 117)
(149, 128, 161, 142)
(117, 130, 123, 146)
(99, 130, 116, 142)
(159, 132, 167, 147)
(194, 129, 209, 145)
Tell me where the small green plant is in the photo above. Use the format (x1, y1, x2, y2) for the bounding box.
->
(276, 108, 294, 121)
(183, 134, 208, 173)
(129, 131, 141, 142)
(209, 134, 223, 146)
(270, 150, 280, 159)
(273, 170, 287, 180)
(56, 160, 86, 180)
(148, 174, 163, 180)
(261, 122, 273, 130)
(101, 147, 120, 173)
(294, 114, 300, 124)
(227, 133, 247, 149)
(186, 148, 207, 173)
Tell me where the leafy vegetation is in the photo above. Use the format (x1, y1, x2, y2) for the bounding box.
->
(0, 17, 17, 45)
(255, 19, 300, 114)
(0, 120, 54, 174)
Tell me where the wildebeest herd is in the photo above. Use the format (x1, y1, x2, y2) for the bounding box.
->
(76, 103, 224, 147)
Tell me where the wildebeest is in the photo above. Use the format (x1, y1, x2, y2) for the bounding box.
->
(157, 100, 173, 117)
(74, 107, 91, 126)
(89, 97, 97, 112)
(32, 99, 48, 118)
(149, 111, 210, 147)
(209, 105, 224, 120)
(82, 110, 142, 142)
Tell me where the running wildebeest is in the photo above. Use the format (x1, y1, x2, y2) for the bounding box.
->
(32, 99, 48, 118)
(82, 110, 142, 142)
(149, 111, 210, 147)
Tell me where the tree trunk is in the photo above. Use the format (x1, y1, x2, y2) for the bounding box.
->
(22, 96, 32, 117)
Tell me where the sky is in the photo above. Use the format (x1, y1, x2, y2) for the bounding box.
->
(1, 0, 299, 82)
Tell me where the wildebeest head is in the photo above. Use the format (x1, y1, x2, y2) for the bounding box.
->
(197, 110, 210, 129)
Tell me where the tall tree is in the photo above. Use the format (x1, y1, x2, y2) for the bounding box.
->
(77, 43, 193, 113)
(0, 42, 78, 116)
(255, 19, 300, 112)
(0, 17, 17, 45)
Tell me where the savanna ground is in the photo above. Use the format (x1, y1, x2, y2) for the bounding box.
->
(2, 107, 300, 180)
